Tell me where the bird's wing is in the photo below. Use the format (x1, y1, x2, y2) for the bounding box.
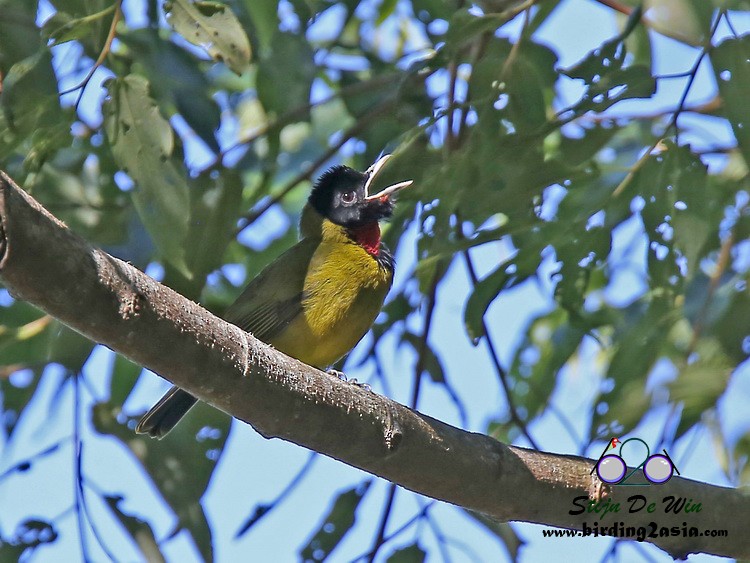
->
(223, 238, 317, 342)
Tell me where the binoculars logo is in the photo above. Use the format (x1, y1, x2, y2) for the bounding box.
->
(592, 437, 681, 486)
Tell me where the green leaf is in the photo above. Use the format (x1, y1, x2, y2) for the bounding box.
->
(386, 543, 427, 563)
(669, 339, 732, 439)
(504, 41, 559, 134)
(32, 159, 131, 248)
(464, 246, 543, 341)
(402, 332, 445, 383)
(45, 320, 95, 372)
(591, 295, 676, 439)
(711, 36, 750, 169)
(93, 394, 231, 563)
(413, 254, 449, 296)
(445, 10, 506, 54)
(464, 510, 525, 560)
(241, 0, 279, 53)
(122, 29, 222, 153)
(186, 169, 244, 283)
(299, 481, 371, 562)
(109, 355, 142, 407)
(704, 280, 750, 364)
(164, 0, 251, 75)
(41, 10, 105, 46)
(103, 75, 190, 275)
(0, 519, 58, 561)
(0, 3, 40, 67)
(103, 495, 166, 563)
(509, 310, 588, 420)
(562, 18, 656, 114)
(0, 49, 72, 167)
(672, 212, 710, 278)
(558, 123, 621, 167)
(643, 0, 713, 46)
(622, 11, 652, 70)
(256, 30, 315, 117)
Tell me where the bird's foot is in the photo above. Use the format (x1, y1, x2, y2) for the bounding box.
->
(326, 368, 347, 381)
(326, 369, 372, 391)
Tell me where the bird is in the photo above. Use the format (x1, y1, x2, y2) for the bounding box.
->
(135, 154, 413, 438)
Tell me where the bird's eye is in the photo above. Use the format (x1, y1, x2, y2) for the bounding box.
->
(341, 191, 356, 205)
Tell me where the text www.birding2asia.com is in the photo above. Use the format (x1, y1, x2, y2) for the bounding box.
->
(539, 493, 728, 542)
(540, 521, 728, 542)
(540, 436, 729, 542)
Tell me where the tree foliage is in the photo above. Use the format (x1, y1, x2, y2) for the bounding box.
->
(1, 0, 749, 560)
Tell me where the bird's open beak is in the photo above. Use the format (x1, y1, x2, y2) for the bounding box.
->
(364, 154, 413, 201)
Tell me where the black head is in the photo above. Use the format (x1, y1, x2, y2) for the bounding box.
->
(308, 165, 390, 228)
(307, 156, 412, 229)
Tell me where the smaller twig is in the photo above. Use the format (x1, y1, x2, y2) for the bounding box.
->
(357, 501, 432, 562)
(723, 10, 740, 38)
(688, 221, 736, 353)
(498, 3, 533, 81)
(59, 0, 122, 110)
(0, 440, 65, 483)
(73, 373, 91, 563)
(695, 145, 738, 156)
(205, 73, 401, 172)
(410, 270, 441, 410)
(235, 452, 317, 537)
(368, 268, 441, 562)
(47, 4, 116, 45)
(461, 249, 540, 449)
(612, 11, 724, 198)
(445, 61, 458, 152)
(72, 373, 118, 562)
(366, 483, 398, 563)
(424, 510, 454, 563)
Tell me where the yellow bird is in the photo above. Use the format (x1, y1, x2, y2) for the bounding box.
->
(136, 155, 412, 438)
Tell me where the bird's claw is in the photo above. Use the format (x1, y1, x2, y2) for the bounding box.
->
(326, 369, 372, 391)
(327, 368, 347, 380)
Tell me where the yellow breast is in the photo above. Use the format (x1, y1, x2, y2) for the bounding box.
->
(267, 231, 392, 368)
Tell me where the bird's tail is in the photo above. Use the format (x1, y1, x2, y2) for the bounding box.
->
(135, 386, 198, 439)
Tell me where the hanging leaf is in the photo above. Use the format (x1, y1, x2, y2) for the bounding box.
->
(711, 35, 750, 168)
(164, 0, 251, 75)
(386, 543, 427, 563)
(299, 481, 372, 562)
(103, 74, 190, 275)
(256, 30, 315, 117)
(103, 496, 166, 563)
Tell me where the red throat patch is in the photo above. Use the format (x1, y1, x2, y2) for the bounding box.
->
(351, 222, 381, 255)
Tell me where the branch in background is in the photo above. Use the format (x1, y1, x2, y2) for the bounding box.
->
(235, 452, 318, 537)
(72, 373, 120, 561)
(0, 172, 748, 559)
(611, 11, 725, 199)
(459, 241, 541, 449)
(211, 73, 402, 173)
(0, 441, 65, 483)
(368, 265, 441, 561)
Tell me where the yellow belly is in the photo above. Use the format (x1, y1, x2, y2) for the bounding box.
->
(267, 240, 391, 368)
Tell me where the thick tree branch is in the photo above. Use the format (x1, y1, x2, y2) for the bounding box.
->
(0, 171, 747, 559)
